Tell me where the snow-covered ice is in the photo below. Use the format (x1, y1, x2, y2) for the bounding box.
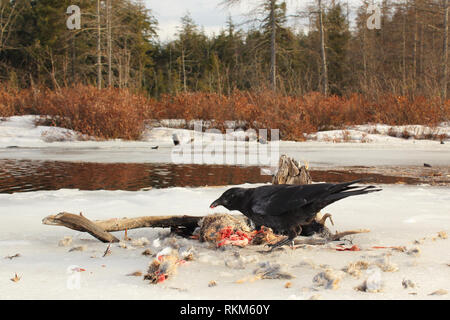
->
(0, 116, 449, 167)
(0, 184, 449, 299)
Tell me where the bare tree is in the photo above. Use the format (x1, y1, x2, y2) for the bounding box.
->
(443, 0, 448, 100)
(107, 0, 112, 87)
(269, 0, 277, 91)
(318, 0, 328, 95)
(97, 0, 102, 89)
(0, 0, 24, 52)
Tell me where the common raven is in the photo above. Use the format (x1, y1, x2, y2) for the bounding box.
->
(210, 180, 381, 249)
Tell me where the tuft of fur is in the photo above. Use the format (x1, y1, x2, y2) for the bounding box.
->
(406, 247, 421, 257)
(144, 254, 179, 284)
(251, 226, 280, 245)
(58, 236, 73, 247)
(254, 262, 294, 280)
(131, 237, 150, 247)
(375, 256, 399, 272)
(313, 268, 344, 290)
(342, 260, 370, 278)
(355, 267, 384, 293)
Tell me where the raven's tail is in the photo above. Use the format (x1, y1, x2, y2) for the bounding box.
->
(325, 180, 381, 204)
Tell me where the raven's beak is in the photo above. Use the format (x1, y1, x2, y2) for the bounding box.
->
(210, 199, 221, 209)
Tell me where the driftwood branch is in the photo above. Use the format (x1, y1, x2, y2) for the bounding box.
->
(42, 212, 203, 243)
(293, 229, 371, 246)
(42, 212, 119, 243)
(92, 215, 202, 232)
(328, 229, 370, 241)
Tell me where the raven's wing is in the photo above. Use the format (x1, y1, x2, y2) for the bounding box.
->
(250, 184, 333, 216)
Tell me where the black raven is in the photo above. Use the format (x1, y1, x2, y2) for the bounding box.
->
(210, 180, 381, 249)
(172, 133, 180, 146)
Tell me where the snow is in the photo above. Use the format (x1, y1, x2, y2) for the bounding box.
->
(307, 123, 450, 143)
(0, 116, 83, 146)
(351, 123, 450, 139)
(0, 184, 449, 299)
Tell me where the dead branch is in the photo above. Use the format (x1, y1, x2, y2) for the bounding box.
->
(103, 242, 112, 257)
(292, 229, 370, 246)
(293, 238, 328, 246)
(43, 212, 120, 243)
(42, 212, 203, 242)
(92, 215, 202, 232)
(329, 229, 370, 241)
(317, 213, 334, 226)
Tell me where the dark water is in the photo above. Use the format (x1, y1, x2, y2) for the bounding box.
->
(0, 160, 271, 193)
(310, 169, 420, 185)
(0, 159, 422, 194)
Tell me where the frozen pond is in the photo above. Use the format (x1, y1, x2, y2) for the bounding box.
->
(2, 159, 448, 194)
(1, 141, 449, 168)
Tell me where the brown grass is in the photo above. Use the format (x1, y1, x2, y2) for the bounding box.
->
(0, 85, 153, 140)
(0, 85, 448, 141)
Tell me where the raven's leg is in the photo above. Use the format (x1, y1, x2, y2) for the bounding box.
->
(289, 226, 301, 249)
(267, 236, 291, 250)
(267, 228, 299, 251)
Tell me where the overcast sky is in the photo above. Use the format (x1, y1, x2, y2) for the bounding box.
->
(145, 0, 315, 42)
(145, 0, 367, 42)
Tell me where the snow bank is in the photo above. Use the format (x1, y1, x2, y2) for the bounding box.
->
(0, 116, 84, 146)
(306, 123, 449, 143)
(1, 115, 448, 147)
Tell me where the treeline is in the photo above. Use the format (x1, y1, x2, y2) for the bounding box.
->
(0, 0, 448, 99)
(0, 0, 156, 90)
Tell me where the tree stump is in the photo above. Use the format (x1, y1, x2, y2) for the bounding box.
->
(272, 155, 312, 185)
